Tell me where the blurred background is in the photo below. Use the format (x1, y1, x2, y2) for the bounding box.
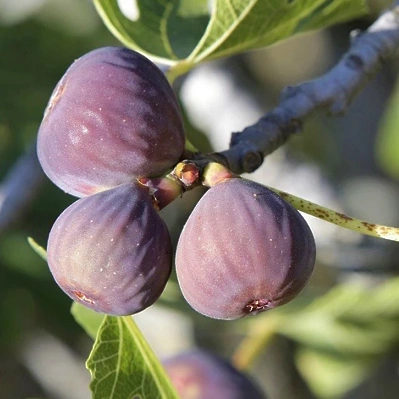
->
(1, 0, 399, 398)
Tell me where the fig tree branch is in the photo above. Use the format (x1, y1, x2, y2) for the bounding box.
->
(216, 1, 399, 174)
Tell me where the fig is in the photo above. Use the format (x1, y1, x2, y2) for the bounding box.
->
(175, 178, 316, 320)
(47, 182, 172, 315)
(163, 350, 267, 399)
(37, 46, 185, 197)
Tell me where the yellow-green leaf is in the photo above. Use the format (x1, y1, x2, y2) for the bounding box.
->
(93, 0, 367, 72)
(278, 279, 399, 356)
(87, 315, 179, 399)
(187, 0, 367, 64)
(296, 347, 375, 398)
(93, 0, 209, 64)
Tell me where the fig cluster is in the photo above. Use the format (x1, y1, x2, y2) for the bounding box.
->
(38, 46, 316, 319)
(163, 350, 267, 399)
(38, 47, 184, 315)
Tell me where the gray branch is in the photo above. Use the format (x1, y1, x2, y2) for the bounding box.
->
(218, 1, 399, 174)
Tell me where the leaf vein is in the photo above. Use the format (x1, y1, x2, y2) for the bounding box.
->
(159, 2, 178, 60)
(109, 317, 123, 398)
(191, 0, 258, 62)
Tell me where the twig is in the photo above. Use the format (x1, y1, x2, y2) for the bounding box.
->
(269, 186, 399, 242)
(217, 1, 399, 174)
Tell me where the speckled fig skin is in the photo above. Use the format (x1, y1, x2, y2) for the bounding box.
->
(175, 178, 316, 320)
(37, 46, 185, 197)
(47, 182, 172, 315)
(163, 350, 267, 399)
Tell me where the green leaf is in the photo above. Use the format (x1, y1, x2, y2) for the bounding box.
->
(278, 279, 399, 356)
(93, 0, 210, 63)
(240, 278, 399, 397)
(93, 0, 367, 70)
(337, 277, 399, 321)
(187, 0, 367, 64)
(376, 79, 399, 179)
(275, 279, 399, 397)
(296, 347, 376, 398)
(87, 315, 179, 399)
(71, 302, 105, 340)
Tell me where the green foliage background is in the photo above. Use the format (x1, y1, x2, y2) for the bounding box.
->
(1, 1, 399, 398)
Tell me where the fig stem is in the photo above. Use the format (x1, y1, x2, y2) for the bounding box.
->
(268, 186, 399, 242)
(170, 160, 237, 190)
(169, 160, 399, 243)
(138, 175, 183, 210)
(166, 60, 194, 84)
(201, 162, 237, 187)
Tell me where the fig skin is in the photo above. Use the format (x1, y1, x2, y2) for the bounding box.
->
(37, 46, 185, 197)
(175, 178, 316, 320)
(47, 182, 172, 316)
(163, 350, 267, 399)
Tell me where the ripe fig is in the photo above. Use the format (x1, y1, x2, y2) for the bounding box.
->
(37, 46, 185, 197)
(175, 178, 316, 320)
(163, 350, 267, 399)
(47, 182, 172, 315)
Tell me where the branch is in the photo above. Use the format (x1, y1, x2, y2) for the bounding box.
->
(217, 1, 399, 174)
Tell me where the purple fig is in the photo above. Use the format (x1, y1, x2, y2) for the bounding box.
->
(37, 46, 185, 197)
(47, 182, 172, 315)
(176, 178, 316, 320)
(163, 350, 267, 399)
